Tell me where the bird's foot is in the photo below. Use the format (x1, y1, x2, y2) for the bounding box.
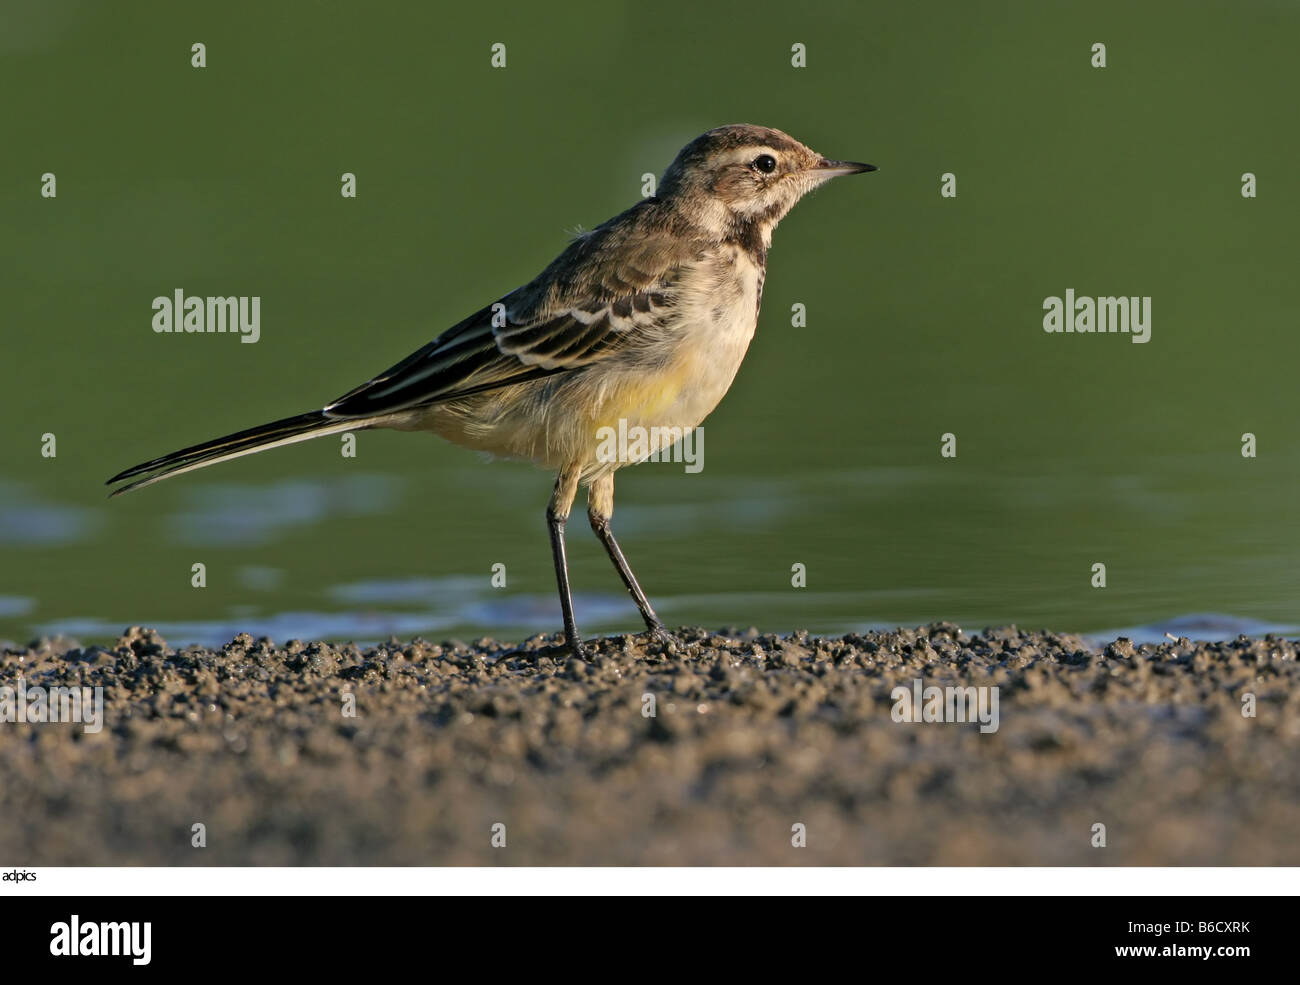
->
(502, 632, 588, 663)
(556, 627, 590, 661)
(647, 624, 685, 653)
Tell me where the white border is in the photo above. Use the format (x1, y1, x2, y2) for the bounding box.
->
(6, 867, 1297, 896)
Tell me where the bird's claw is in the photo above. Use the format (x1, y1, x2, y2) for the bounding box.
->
(648, 625, 685, 652)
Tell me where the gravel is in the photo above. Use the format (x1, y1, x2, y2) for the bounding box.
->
(2, 623, 1297, 864)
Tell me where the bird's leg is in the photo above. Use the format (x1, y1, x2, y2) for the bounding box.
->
(588, 475, 678, 648)
(547, 466, 586, 659)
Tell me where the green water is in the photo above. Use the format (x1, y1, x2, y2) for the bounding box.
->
(3, 0, 1298, 646)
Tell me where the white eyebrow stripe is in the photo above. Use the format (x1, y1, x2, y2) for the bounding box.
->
(730, 145, 781, 164)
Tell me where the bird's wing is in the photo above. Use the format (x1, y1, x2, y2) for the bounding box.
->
(324, 208, 696, 420)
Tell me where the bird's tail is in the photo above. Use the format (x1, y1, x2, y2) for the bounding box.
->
(106, 411, 367, 496)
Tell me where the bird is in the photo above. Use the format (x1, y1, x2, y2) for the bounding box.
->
(107, 124, 875, 657)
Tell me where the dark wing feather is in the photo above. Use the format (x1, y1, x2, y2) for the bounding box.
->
(324, 201, 699, 420)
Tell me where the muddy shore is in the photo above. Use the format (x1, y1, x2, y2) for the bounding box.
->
(2, 624, 1297, 865)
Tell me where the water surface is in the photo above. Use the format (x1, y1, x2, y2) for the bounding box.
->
(3, 0, 1297, 646)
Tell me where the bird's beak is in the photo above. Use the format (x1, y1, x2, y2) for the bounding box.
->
(814, 158, 877, 177)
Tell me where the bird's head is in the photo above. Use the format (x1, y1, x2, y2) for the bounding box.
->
(657, 124, 875, 243)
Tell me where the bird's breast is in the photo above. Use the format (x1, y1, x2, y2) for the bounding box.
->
(565, 247, 764, 461)
(665, 245, 764, 409)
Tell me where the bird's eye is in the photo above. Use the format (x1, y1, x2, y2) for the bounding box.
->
(751, 154, 777, 174)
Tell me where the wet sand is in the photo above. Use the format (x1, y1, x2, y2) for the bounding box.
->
(2, 623, 1297, 865)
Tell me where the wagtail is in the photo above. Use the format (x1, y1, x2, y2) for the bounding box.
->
(108, 125, 875, 657)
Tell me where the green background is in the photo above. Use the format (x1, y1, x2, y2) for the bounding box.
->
(3, 0, 1298, 646)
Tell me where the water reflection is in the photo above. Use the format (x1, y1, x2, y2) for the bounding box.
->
(167, 474, 402, 546)
(0, 481, 98, 546)
(1089, 614, 1299, 648)
(0, 596, 34, 618)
